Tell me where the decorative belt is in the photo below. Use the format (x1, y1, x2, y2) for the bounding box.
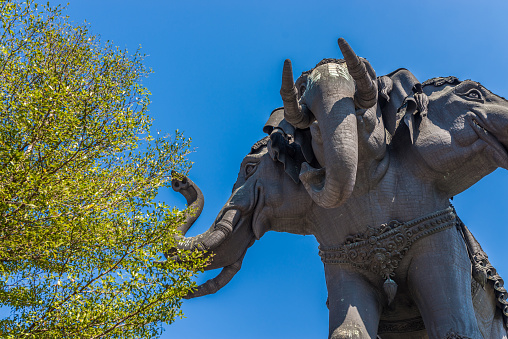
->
(318, 206, 456, 303)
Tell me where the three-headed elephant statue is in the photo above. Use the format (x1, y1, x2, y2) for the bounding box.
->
(166, 39, 508, 339)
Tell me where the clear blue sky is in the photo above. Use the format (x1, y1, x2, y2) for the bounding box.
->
(53, 1, 508, 338)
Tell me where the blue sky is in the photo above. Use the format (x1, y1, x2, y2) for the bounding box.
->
(52, 1, 508, 338)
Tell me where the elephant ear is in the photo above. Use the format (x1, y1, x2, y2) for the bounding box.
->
(396, 83, 429, 144)
(378, 68, 421, 135)
(263, 107, 287, 134)
(263, 108, 315, 183)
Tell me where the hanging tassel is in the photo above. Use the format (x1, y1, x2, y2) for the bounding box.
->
(472, 264, 488, 288)
(384, 277, 398, 304)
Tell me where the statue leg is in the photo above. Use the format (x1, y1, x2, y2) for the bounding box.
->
(406, 227, 481, 339)
(325, 264, 382, 339)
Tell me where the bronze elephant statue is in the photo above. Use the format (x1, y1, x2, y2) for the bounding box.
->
(167, 39, 508, 339)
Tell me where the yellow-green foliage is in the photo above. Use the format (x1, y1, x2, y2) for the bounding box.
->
(0, 1, 206, 337)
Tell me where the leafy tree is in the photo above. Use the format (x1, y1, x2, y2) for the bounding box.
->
(0, 1, 206, 337)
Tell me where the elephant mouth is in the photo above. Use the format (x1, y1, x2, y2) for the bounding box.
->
(231, 179, 260, 219)
(250, 184, 266, 239)
(470, 117, 508, 168)
(472, 118, 489, 135)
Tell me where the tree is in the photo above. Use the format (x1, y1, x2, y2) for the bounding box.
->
(0, 1, 206, 337)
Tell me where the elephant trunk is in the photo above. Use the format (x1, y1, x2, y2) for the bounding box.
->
(177, 208, 241, 251)
(282, 38, 377, 209)
(166, 175, 242, 258)
(171, 174, 204, 235)
(299, 64, 358, 208)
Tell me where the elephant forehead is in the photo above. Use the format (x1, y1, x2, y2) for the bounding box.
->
(307, 63, 355, 94)
(310, 63, 352, 81)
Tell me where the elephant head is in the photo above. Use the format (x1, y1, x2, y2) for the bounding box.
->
(276, 57, 508, 336)
(166, 38, 508, 336)
(385, 74, 508, 198)
(280, 39, 383, 208)
(167, 134, 312, 298)
(332, 69, 508, 337)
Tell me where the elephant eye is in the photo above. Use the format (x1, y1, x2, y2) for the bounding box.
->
(244, 162, 258, 178)
(299, 84, 306, 97)
(464, 89, 483, 102)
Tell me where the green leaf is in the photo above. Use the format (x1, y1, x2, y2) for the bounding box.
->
(0, 1, 204, 338)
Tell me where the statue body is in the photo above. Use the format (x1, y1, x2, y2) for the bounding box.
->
(168, 39, 508, 339)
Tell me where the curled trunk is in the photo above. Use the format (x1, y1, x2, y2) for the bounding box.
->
(171, 175, 204, 235)
(298, 64, 358, 208)
(166, 176, 240, 257)
(281, 38, 378, 209)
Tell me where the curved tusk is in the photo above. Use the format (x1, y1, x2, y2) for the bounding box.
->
(280, 59, 313, 129)
(338, 38, 377, 109)
(183, 250, 246, 299)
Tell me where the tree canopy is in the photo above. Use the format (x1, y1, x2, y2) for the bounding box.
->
(0, 1, 205, 337)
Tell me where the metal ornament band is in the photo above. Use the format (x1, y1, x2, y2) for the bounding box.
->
(319, 207, 456, 281)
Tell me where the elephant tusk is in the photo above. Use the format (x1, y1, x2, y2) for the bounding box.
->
(280, 59, 314, 129)
(183, 250, 246, 299)
(338, 38, 377, 109)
